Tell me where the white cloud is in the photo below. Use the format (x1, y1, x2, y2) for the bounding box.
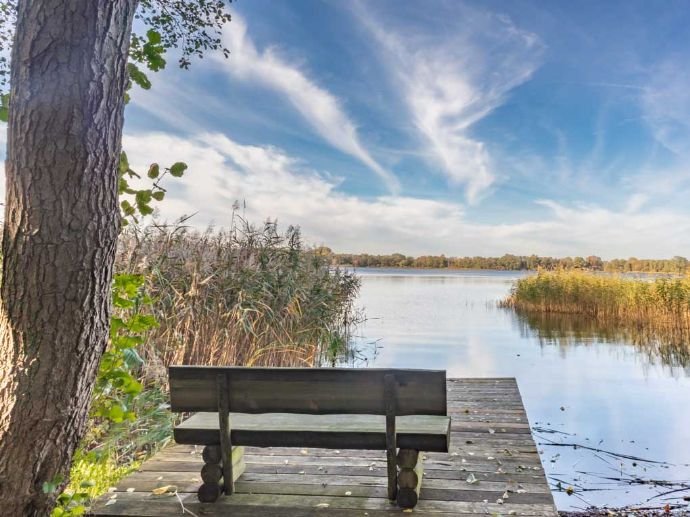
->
(219, 16, 399, 192)
(356, 5, 543, 203)
(122, 131, 690, 259)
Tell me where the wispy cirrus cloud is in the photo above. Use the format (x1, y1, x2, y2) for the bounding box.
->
(619, 55, 690, 206)
(355, 5, 543, 203)
(220, 15, 399, 192)
(642, 56, 690, 160)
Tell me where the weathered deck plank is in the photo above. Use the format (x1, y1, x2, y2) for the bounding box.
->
(91, 378, 557, 516)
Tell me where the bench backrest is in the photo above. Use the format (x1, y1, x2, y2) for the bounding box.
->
(169, 366, 447, 416)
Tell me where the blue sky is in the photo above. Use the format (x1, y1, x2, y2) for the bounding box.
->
(4, 0, 690, 258)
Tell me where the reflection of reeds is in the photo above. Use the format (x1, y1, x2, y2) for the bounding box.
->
(500, 270, 690, 331)
(510, 309, 690, 368)
(116, 218, 361, 371)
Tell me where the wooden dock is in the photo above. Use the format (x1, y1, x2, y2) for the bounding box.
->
(91, 378, 557, 516)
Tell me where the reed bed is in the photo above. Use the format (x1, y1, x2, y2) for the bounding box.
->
(116, 218, 361, 371)
(500, 270, 690, 332)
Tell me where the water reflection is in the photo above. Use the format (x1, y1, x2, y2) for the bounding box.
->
(354, 268, 690, 510)
(510, 309, 690, 373)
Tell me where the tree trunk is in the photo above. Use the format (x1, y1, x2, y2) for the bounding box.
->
(0, 1, 137, 515)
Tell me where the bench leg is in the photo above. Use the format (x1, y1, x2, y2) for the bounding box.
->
(198, 445, 246, 502)
(396, 449, 423, 509)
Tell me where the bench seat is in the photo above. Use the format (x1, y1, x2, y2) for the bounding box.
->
(175, 412, 450, 452)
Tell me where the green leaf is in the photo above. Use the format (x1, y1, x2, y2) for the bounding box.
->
(120, 200, 136, 217)
(110, 317, 126, 334)
(147, 29, 162, 44)
(108, 405, 125, 423)
(118, 177, 130, 194)
(42, 475, 64, 494)
(169, 162, 187, 177)
(127, 63, 151, 90)
(127, 314, 159, 332)
(135, 190, 152, 205)
(0, 93, 9, 123)
(123, 378, 143, 396)
(152, 191, 165, 201)
(139, 204, 154, 216)
(123, 348, 144, 368)
(147, 163, 160, 178)
(114, 274, 145, 294)
(118, 152, 129, 174)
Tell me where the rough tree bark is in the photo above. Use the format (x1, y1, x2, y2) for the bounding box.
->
(0, 1, 138, 515)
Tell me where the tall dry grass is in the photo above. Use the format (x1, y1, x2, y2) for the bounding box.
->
(500, 270, 690, 331)
(116, 216, 360, 370)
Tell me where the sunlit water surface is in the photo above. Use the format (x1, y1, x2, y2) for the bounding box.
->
(352, 268, 690, 511)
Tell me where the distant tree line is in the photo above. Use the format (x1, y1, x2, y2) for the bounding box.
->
(314, 248, 690, 274)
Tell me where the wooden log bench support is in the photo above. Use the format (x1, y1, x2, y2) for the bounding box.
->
(396, 448, 424, 509)
(197, 444, 246, 502)
(168, 366, 450, 508)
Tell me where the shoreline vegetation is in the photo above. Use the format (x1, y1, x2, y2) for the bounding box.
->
(57, 220, 362, 514)
(322, 249, 690, 274)
(500, 270, 690, 333)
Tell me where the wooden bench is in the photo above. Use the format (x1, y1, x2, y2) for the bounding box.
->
(169, 366, 451, 508)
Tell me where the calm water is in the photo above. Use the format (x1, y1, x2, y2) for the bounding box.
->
(352, 268, 690, 511)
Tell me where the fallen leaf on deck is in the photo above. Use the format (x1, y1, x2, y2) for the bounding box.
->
(466, 473, 478, 484)
(151, 485, 176, 495)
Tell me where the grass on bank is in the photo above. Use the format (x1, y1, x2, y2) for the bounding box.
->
(500, 270, 690, 331)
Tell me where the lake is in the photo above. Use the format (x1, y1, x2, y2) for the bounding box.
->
(352, 268, 690, 511)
